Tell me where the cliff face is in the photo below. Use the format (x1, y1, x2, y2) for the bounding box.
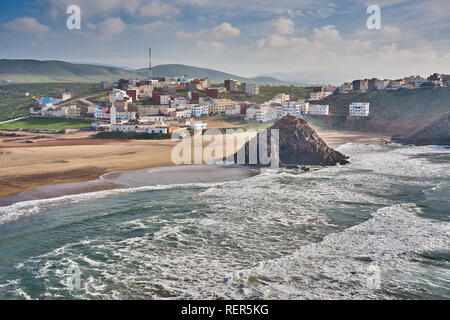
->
(235, 115, 349, 167)
(392, 112, 450, 146)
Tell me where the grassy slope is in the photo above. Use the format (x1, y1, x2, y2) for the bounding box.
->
(308, 88, 450, 134)
(137, 64, 292, 85)
(0, 60, 133, 83)
(0, 117, 91, 130)
(321, 88, 450, 121)
(0, 83, 109, 122)
(218, 86, 313, 104)
(0, 60, 290, 85)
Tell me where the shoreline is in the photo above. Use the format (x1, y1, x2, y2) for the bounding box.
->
(0, 129, 390, 202)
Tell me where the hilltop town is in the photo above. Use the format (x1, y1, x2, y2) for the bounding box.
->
(23, 72, 450, 136)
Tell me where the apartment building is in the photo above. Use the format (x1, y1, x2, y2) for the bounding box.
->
(309, 91, 333, 101)
(282, 102, 309, 117)
(242, 83, 260, 95)
(224, 79, 239, 92)
(309, 105, 329, 115)
(191, 105, 209, 117)
(349, 102, 370, 117)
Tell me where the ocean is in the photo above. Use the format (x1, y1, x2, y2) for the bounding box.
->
(0, 143, 448, 299)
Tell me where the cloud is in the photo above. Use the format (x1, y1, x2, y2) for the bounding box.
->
(89, 17, 127, 39)
(257, 34, 309, 49)
(177, 22, 239, 39)
(176, 30, 205, 39)
(196, 40, 225, 51)
(272, 17, 295, 35)
(176, 0, 210, 6)
(134, 20, 166, 32)
(211, 22, 240, 38)
(2, 17, 50, 33)
(313, 25, 341, 42)
(139, 1, 180, 17)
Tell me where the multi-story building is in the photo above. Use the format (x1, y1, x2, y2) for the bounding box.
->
(309, 105, 329, 115)
(152, 93, 171, 105)
(275, 93, 290, 102)
(349, 102, 370, 117)
(206, 88, 219, 98)
(242, 83, 260, 95)
(352, 79, 369, 93)
(170, 109, 192, 119)
(245, 106, 257, 120)
(255, 106, 272, 123)
(191, 105, 209, 117)
(309, 90, 333, 101)
(368, 78, 389, 90)
(224, 79, 239, 92)
(282, 102, 309, 118)
(94, 107, 110, 119)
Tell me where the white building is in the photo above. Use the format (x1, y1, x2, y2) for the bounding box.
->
(282, 102, 309, 118)
(111, 124, 168, 134)
(159, 95, 171, 105)
(109, 89, 129, 103)
(191, 105, 209, 117)
(349, 102, 370, 117)
(310, 91, 333, 101)
(139, 116, 172, 123)
(309, 105, 329, 115)
(255, 106, 272, 123)
(245, 106, 256, 120)
(172, 109, 192, 119)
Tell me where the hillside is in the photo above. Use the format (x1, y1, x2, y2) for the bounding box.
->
(0, 60, 134, 83)
(308, 88, 450, 135)
(392, 112, 450, 146)
(138, 64, 291, 85)
(0, 83, 108, 122)
(0, 60, 290, 85)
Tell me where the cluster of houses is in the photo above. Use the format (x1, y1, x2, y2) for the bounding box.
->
(310, 73, 450, 101)
(244, 93, 330, 123)
(33, 71, 450, 131)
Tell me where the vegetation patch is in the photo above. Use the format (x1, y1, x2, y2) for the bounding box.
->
(0, 117, 92, 130)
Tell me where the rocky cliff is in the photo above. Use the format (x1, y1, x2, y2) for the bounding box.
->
(392, 112, 450, 146)
(234, 115, 349, 167)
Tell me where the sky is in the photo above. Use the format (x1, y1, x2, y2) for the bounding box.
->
(0, 0, 449, 84)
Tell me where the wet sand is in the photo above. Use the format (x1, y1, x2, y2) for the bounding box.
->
(0, 128, 390, 200)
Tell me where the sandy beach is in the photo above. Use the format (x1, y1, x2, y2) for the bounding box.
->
(0, 127, 390, 199)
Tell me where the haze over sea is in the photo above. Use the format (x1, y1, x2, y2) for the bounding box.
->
(0, 143, 448, 299)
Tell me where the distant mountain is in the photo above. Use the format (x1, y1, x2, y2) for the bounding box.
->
(138, 64, 292, 85)
(0, 59, 290, 85)
(0, 59, 134, 83)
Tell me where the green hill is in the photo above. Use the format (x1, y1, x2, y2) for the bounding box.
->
(0, 60, 134, 83)
(137, 64, 292, 85)
(0, 60, 290, 85)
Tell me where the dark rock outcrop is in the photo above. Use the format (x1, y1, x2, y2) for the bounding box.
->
(392, 112, 450, 146)
(234, 115, 349, 167)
